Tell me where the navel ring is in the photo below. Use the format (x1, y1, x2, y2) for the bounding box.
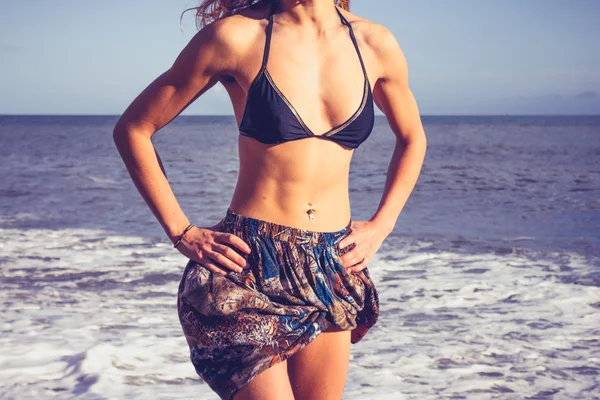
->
(306, 203, 315, 221)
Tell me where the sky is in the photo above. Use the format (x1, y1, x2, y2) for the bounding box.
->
(1, 0, 599, 116)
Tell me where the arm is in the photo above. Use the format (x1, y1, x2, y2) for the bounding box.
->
(112, 22, 233, 244)
(338, 25, 427, 272)
(113, 20, 253, 275)
(369, 25, 427, 235)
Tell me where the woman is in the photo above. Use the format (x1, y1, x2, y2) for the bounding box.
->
(113, 0, 426, 398)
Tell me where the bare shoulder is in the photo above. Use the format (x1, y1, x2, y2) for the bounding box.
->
(338, 9, 407, 77)
(209, 4, 270, 45)
(181, 3, 271, 72)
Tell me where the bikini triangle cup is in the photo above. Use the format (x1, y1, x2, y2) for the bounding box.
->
(238, 6, 375, 149)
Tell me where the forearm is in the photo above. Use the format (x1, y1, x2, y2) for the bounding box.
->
(113, 127, 190, 243)
(370, 135, 427, 234)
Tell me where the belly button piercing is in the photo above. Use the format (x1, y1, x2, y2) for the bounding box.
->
(307, 203, 314, 221)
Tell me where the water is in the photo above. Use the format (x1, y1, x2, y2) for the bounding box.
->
(1, 115, 599, 399)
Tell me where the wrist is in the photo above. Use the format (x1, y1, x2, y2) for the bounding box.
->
(369, 216, 396, 237)
(166, 220, 192, 245)
(172, 223, 195, 248)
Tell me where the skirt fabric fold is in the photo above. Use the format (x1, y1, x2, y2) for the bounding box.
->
(177, 207, 380, 400)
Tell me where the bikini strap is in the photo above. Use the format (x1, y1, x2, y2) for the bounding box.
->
(335, 7, 368, 79)
(260, 13, 274, 71)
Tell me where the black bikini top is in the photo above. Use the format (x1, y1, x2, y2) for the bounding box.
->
(238, 7, 375, 149)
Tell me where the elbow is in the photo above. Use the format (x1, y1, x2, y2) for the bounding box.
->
(112, 118, 133, 154)
(410, 126, 427, 148)
(112, 117, 128, 142)
(418, 130, 427, 150)
(112, 118, 135, 147)
(112, 120, 156, 160)
(413, 132, 427, 156)
(112, 118, 124, 144)
(395, 128, 427, 149)
(112, 117, 155, 144)
(113, 122, 127, 149)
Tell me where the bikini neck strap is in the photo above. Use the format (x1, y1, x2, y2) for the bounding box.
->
(262, 7, 367, 79)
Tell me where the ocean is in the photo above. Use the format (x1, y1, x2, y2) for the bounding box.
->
(1, 115, 599, 399)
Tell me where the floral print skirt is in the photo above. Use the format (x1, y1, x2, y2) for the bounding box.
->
(177, 207, 380, 399)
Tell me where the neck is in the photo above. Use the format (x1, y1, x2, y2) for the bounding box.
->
(274, 0, 339, 29)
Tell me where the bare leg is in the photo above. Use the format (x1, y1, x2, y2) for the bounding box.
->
(286, 325, 351, 400)
(232, 359, 295, 400)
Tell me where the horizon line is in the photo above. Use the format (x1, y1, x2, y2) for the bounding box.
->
(1, 113, 599, 117)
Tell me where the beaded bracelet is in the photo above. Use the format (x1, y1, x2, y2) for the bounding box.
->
(173, 223, 194, 248)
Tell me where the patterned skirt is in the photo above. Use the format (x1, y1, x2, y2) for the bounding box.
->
(177, 207, 380, 399)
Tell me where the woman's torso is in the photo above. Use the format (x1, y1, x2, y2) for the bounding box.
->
(219, 3, 378, 231)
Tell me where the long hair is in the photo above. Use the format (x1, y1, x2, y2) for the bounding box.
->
(181, 0, 350, 31)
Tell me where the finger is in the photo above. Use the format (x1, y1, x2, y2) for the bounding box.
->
(209, 252, 244, 273)
(348, 258, 368, 273)
(340, 249, 363, 268)
(337, 235, 356, 250)
(213, 243, 248, 269)
(217, 233, 252, 254)
(201, 260, 229, 276)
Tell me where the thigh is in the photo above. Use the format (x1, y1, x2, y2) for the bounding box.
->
(286, 325, 352, 400)
(233, 359, 295, 400)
